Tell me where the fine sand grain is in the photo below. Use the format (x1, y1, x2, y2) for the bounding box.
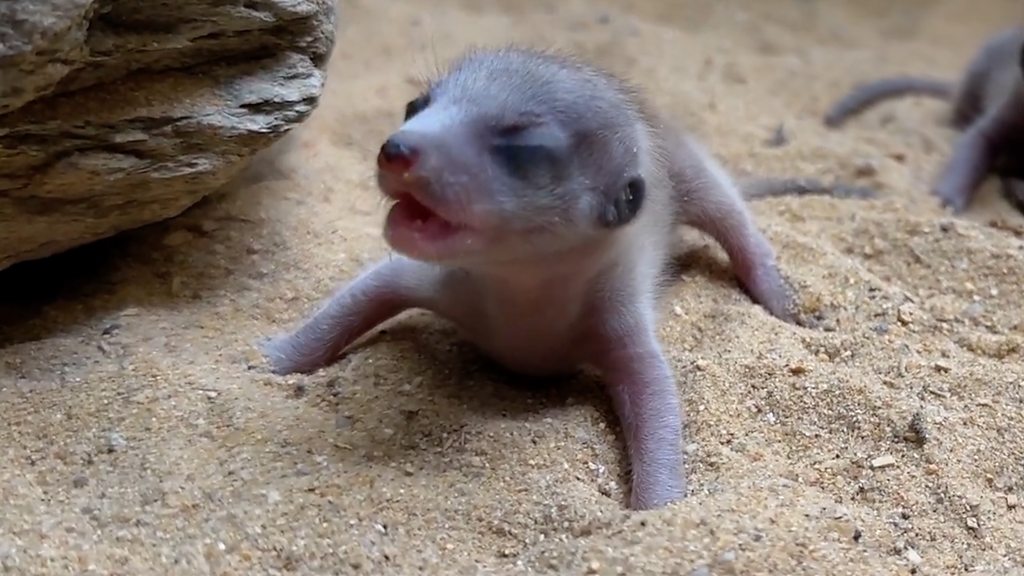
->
(2, 1, 1024, 574)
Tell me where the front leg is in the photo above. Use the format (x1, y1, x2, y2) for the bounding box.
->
(935, 87, 1024, 212)
(932, 120, 997, 213)
(667, 132, 798, 323)
(589, 310, 686, 510)
(262, 256, 440, 375)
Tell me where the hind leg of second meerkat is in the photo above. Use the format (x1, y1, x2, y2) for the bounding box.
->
(667, 134, 799, 323)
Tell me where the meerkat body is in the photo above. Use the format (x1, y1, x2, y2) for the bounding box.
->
(264, 47, 821, 509)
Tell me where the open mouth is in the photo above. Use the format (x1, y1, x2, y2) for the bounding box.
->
(384, 192, 473, 254)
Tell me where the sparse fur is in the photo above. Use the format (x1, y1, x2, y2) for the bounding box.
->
(823, 27, 1024, 212)
(262, 46, 844, 510)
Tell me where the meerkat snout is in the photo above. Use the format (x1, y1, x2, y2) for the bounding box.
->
(377, 136, 420, 173)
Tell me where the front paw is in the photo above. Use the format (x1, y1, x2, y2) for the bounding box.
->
(629, 473, 686, 511)
(259, 333, 324, 375)
(746, 264, 801, 325)
(933, 182, 970, 214)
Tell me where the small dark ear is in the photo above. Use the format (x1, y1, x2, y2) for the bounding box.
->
(599, 176, 646, 228)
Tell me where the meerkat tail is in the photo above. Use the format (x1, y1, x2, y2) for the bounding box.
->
(823, 76, 956, 128)
(738, 177, 877, 200)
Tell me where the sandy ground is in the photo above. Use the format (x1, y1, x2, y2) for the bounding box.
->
(3, 0, 1024, 574)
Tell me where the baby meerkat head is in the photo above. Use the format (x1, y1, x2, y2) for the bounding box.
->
(375, 46, 652, 266)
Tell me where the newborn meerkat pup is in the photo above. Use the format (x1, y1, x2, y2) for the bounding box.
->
(263, 47, 805, 510)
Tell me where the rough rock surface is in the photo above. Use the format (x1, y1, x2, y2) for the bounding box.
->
(0, 0, 337, 271)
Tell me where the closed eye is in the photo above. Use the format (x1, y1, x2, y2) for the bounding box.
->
(404, 93, 431, 121)
(491, 143, 561, 180)
(489, 121, 569, 180)
(496, 123, 532, 138)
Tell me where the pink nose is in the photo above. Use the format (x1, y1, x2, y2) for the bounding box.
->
(377, 136, 419, 172)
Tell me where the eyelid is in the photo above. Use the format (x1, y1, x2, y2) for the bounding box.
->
(491, 141, 560, 180)
(496, 123, 531, 137)
(495, 123, 568, 151)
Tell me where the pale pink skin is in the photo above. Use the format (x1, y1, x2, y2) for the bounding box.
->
(262, 48, 797, 510)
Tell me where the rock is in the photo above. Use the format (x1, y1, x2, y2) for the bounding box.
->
(0, 0, 336, 270)
(897, 303, 918, 325)
(870, 455, 896, 469)
(106, 430, 127, 453)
